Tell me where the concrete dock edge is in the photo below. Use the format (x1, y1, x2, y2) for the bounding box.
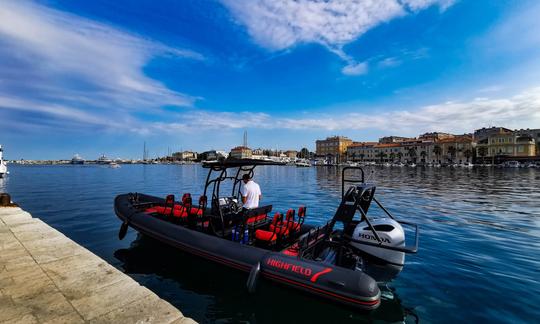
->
(0, 206, 196, 324)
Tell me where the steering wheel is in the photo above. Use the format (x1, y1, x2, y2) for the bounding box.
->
(228, 198, 240, 214)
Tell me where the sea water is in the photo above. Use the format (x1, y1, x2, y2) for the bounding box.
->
(2, 164, 539, 323)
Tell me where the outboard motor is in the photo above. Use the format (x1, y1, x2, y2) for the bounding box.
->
(350, 218, 405, 266)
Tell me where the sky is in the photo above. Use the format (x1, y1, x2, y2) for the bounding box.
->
(1, 0, 540, 160)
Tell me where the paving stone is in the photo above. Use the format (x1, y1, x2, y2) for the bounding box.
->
(69, 278, 153, 321)
(0, 206, 191, 323)
(42, 254, 126, 300)
(88, 293, 183, 324)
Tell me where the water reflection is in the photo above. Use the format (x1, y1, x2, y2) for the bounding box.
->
(116, 234, 416, 324)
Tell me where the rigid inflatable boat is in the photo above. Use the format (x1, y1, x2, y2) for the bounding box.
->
(114, 160, 418, 311)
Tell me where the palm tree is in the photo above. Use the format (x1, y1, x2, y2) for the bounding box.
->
(351, 152, 357, 161)
(420, 150, 427, 163)
(433, 145, 442, 163)
(463, 149, 472, 163)
(376, 152, 387, 163)
(360, 153, 365, 161)
(300, 147, 310, 159)
(477, 147, 487, 164)
(389, 152, 396, 162)
(447, 146, 456, 163)
(408, 147, 417, 163)
(396, 152, 403, 162)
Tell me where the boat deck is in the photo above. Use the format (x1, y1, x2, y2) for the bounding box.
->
(0, 206, 195, 323)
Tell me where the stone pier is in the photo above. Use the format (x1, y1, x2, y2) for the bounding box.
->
(0, 206, 196, 323)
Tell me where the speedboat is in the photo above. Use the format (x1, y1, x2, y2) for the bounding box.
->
(113, 160, 419, 311)
(109, 162, 121, 168)
(295, 159, 311, 167)
(0, 145, 8, 178)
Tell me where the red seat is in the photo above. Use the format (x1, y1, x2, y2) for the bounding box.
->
(145, 206, 203, 218)
(145, 193, 206, 219)
(270, 209, 294, 232)
(255, 230, 278, 242)
(255, 213, 286, 243)
(246, 214, 267, 224)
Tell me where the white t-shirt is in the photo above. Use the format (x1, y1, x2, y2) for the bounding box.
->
(241, 180, 261, 209)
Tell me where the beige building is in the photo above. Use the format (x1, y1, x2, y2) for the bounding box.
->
(346, 135, 475, 164)
(284, 150, 298, 159)
(475, 129, 536, 159)
(229, 146, 252, 159)
(316, 136, 353, 158)
(173, 151, 198, 161)
(435, 135, 475, 164)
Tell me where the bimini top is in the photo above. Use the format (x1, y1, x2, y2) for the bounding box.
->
(202, 158, 283, 169)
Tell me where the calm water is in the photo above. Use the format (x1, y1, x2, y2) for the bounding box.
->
(2, 164, 539, 323)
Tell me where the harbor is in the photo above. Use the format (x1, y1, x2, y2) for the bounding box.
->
(0, 197, 194, 323)
(2, 1, 540, 323)
(1, 163, 539, 323)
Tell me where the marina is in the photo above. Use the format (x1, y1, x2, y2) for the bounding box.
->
(2, 163, 539, 323)
(1, 1, 540, 323)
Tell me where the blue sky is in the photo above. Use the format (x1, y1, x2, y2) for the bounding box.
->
(1, 0, 540, 159)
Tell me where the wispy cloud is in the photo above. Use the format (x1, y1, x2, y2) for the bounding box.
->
(0, 0, 203, 131)
(159, 86, 540, 135)
(221, 0, 454, 74)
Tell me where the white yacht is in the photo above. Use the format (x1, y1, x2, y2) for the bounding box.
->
(0, 145, 8, 178)
(97, 154, 113, 164)
(71, 154, 85, 165)
(295, 159, 311, 167)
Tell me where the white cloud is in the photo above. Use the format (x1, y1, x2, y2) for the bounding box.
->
(221, 0, 454, 74)
(159, 86, 540, 135)
(342, 61, 368, 75)
(0, 0, 202, 114)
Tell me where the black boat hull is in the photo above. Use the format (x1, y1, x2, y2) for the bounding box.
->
(114, 193, 381, 310)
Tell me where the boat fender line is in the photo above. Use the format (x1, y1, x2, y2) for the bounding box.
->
(246, 262, 261, 294)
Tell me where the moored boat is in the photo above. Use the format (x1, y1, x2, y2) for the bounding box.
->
(71, 154, 85, 165)
(0, 145, 8, 178)
(113, 160, 419, 311)
(97, 154, 112, 164)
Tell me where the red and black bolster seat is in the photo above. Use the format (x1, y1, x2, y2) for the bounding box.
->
(270, 209, 294, 233)
(145, 193, 204, 218)
(270, 207, 306, 233)
(255, 212, 288, 242)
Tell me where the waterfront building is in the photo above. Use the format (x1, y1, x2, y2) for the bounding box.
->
(200, 150, 228, 161)
(173, 151, 198, 161)
(475, 128, 536, 162)
(514, 128, 540, 155)
(316, 136, 353, 163)
(418, 132, 455, 142)
(284, 150, 297, 159)
(230, 146, 252, 159)
(378, 136, 415, 144)
(435, 135, 475, 164)
(473, 127, 513, 142)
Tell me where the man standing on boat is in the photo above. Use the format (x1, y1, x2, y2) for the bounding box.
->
(240, 174, 261, 209)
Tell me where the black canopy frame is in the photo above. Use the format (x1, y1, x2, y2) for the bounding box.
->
(202, 159, 280, 237)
